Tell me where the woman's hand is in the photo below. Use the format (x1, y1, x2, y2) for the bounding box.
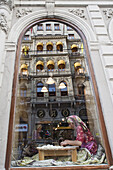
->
(61, 140, 82, 146)
(60, 140, 70, 146)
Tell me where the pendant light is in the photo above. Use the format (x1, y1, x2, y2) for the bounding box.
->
(41, 86, 48, 92)
(59, 82, 66, 89)
(46, 77, 55, 84)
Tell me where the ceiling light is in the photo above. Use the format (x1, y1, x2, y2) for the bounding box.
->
(41, 86, 48, 92)
(59, 82, 66, 89)
(46, 77, 55, 84)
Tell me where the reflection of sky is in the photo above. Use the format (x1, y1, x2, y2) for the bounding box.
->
(61, 87, 67, 91)
(37, 87, 42, 92)
(49, 84, 56, 92)
(37, 83, 43, 92)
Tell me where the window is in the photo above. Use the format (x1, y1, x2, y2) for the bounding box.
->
(37, 24, 43, 31)
(60, 82, 68, 96)
(46, 24, 51, 30)
(54, 24, 60, 30)
(67, 26, 73, 31)
(68, 34, 75, 39)
(48, 83, 56, 96)
(20, 85, 27, 97)
(9, 22, 110, 170)
(37, 82, 44, 97)
(23, 35, 29, 40)
(78, 84, 85, 95)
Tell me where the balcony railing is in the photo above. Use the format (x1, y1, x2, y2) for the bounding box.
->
(21, 48, 84, 58)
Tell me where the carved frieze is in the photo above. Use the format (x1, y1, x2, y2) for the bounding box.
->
(68, 9, 86, 19)
(103, 8, 113, 19)
(16, 8, 32, 18)
(0, 13, 9, 33)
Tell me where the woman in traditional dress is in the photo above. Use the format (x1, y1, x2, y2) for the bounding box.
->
(60, 115, 97, 155)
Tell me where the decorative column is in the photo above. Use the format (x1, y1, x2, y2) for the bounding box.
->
(0, 2, 11, 90)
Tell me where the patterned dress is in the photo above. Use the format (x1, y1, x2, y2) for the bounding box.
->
(76, 125, 97, 155)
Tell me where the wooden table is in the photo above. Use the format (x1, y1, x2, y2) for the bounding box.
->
(37, 146, 79, 162)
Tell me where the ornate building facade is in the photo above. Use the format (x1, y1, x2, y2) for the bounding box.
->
(0, 0, 113, 169)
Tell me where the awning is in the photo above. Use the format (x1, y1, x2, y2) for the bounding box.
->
(37, 42, 43, 51)
(71, 44, 78, 52)
(46, 42, 53, 46)
(36, 61, 44, 67)
(20, 64, 28, 70)
(56, 41, 63, 46)
(74, 62, 81, 68)
(37, 42, 43, 47)
(47, 60, 54, 67)
(58, 60, 65, 69)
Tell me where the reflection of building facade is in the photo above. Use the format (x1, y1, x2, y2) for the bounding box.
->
(16, 22, 100, 144)
(1, 0, 113, 169)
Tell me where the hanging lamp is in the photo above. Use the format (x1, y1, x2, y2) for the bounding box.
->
(41, 86, 48, 92)
(59, 82, 66, 89)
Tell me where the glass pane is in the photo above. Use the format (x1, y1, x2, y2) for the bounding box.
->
(11, 21, 107, 168)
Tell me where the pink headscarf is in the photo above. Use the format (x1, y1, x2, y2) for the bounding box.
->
(67, 115, 87, 130)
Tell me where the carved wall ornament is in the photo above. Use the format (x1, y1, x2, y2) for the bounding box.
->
(0, 13, 9, 33)
(0, 0, 12, 10)
(16, 8, 32, 18)
(103, 8, 113, 19)
(68, 9, 86, 19)
(45, 0, 55, 16)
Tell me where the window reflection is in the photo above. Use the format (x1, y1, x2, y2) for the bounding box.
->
(11, 22, 107, 168)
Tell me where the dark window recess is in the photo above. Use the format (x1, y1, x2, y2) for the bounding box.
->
(37, 82, 44, 97)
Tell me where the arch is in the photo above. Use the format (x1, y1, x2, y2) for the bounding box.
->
(8, 10, 96, 43)
(6, 8, 113, 170)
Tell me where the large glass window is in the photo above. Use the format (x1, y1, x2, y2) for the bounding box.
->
(48, 83, 56, 96)
(11, 21, 107, 168)
(37, 82, 44, 97)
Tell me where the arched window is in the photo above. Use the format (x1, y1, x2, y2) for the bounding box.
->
(37, 82, 44, 97)
(71, 44, 78, 52)
(20, 64, 28, 76)
(58, 60, 65, 71)
(8, 20, 112, 169)
(48, 83, 56, 96)
(47, 60, 54, 71)
(60, 81, 68, 96)
(46, 42, 53, 51)
(56, 41, 63, 51)
(78, 84, 85, 96)
(36, 61, 44, 72)
(37, 42, 43, 52)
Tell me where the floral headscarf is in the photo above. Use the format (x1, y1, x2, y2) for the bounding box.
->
(67, 115, 88, 130)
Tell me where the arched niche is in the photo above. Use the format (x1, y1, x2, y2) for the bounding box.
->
(5, 9, 113, 169)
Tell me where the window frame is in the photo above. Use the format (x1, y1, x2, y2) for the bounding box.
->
(37, 24, 43, 31)
(46, 24, 51, 31)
